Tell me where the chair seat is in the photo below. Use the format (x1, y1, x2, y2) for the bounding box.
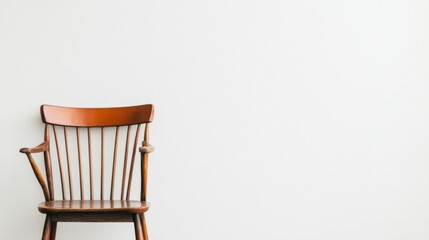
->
(38, 200, 150, 214)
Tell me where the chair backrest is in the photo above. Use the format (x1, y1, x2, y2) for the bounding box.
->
(39, 104, 154, 201)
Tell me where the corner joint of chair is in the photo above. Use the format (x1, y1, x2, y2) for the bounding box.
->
(139, 144, 154, 153)
(19, 141, 49, 154)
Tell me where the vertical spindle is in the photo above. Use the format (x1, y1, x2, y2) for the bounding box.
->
(110, 127, 119, 200)
(52, 125, 66, 200)
(120, 125, 131, 200)
(126, 124, 141, 200)
(87, 128, 94, 200)
(76, 127, 84, 200)
(141, 123, 150, 201)
(100, 127, 104, 200)
(64, 127, 74, 200)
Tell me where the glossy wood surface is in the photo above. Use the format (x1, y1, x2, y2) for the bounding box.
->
(41, 104, 154, 127)
(39, 200, 149, 213)
(20, 104, 155, 240)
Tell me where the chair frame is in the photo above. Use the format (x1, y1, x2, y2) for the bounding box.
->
(19, 104, 155, 240)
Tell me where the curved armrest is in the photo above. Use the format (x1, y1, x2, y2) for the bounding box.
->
(139, 144, 154, 153)
(19, 141, 50, 201)
(20, 141, 49, 154)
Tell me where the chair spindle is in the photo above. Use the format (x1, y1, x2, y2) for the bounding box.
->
(63, 127, 74, 200)
(121, 126, 131, 200)
(141, 123, 150, 201)
(126, 124, 141, 200)
(100, 127, 104, 200)
(87, 128, 94, 200)
(76, 128, 84, 200)
(110, 126, 119, 200)
(43, 125, 55, 201)
(52, 125, 66, 200)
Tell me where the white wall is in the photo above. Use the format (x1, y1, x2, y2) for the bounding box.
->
(1, 0, 429, 239)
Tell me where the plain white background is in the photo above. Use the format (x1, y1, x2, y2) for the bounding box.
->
(1, 0, 429, 239)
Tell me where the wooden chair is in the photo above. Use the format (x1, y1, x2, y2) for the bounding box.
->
(19, 104, 155, 240)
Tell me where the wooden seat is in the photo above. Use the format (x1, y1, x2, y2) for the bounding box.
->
(20, 104, 155, 240)
(39, 200, 150, 214)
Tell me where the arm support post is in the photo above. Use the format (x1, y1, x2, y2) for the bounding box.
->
(20, 142, 51, 201)
(139, 141, 154, 201)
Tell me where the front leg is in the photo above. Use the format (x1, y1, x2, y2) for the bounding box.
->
(133, 214, 143, 240)
(140, 214, 149, 240)
(41, 215, 52, 240)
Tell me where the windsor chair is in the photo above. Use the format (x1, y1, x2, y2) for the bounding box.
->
(19, 104, 155, 240)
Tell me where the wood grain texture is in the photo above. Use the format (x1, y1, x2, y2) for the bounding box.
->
(19, 141, 48, 154)
(38, 200, 149, 214)
(21, 104, 155, 239)
(41, 104, 154, 127)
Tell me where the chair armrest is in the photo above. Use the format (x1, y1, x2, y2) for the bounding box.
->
(20, 141, 49, 154)
(19, 141, 51, 201)
(139, 144, 154, 153)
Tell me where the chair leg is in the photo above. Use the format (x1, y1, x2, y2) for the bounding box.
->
(41, 215, 52, 240)
(140, 214, 149, 240)
(50, 221, 57, 240)
(133, 214, 143, 240)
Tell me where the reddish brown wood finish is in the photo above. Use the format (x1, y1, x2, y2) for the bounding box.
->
(20, 104, 155, 240)
(87, 128, 94, 200)
(39, 200, 149, 213)
(133, 214, 143, 240)
(42, 215, 52, 240)
(41, 104, 154, 127)
(140, 213, 149, 240)
(52, 126, 66, 200)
